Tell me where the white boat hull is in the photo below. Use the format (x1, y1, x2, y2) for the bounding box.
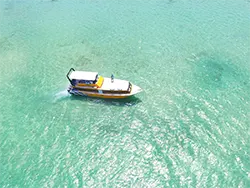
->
(68, 84, 142, 99)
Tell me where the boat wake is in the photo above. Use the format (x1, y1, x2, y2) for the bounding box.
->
(53, 90, 70, 102)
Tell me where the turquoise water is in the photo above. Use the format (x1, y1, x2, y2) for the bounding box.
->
(1, 0, 250, 187)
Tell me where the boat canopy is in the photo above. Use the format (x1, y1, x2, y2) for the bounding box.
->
(69, 71, 98, 81)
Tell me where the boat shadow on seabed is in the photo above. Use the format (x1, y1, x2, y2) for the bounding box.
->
(70, 94, 142, 107)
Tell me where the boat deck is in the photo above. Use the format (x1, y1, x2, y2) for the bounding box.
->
(100, 77, 129, 91)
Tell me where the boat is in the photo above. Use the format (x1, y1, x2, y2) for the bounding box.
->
(66, 68, 142, 99)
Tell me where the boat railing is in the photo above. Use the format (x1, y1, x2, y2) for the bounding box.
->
(66, 68, 75, 85)
(128, 82, 132, 92)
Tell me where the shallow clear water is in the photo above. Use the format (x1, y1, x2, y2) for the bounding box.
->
(0, 0, 250, 187)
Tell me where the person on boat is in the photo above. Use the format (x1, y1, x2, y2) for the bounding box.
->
(111, 74, 114, 83)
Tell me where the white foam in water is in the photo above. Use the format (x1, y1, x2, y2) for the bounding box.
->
(54, 90, 70, 102)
